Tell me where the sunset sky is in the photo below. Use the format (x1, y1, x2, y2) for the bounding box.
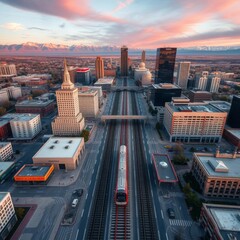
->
(0, 0, 240, 48)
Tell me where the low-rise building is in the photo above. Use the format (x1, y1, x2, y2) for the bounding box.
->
(0, 119, 12, 140)
(0, 142, 13, 161)
(0, 162, 15, 184)
(75, 68, 91, 85)
(0, 89, 9, 103)
(78, 89, 99, 118)
(15, 99, 55, 117)
(33, 137, 85, 170)
(94, 77, 114, 91)
(223, 129, 240, 149)
(189, 90, 212, 102)
(14, 164, 54, 184)
(192, 151, 240, 198)
(0, 192, 17, 240)
(200, 203, 240, 240)
(164, 100, 227, 143)
(2, 113, 42, 140)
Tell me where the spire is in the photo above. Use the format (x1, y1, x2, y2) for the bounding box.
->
(61, 59, 74, 89)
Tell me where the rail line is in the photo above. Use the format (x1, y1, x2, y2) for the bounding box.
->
(131, 92, 158, 239)
(86, 92, 120, 239)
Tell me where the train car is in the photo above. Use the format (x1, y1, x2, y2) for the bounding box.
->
(115, 145, 128, 206)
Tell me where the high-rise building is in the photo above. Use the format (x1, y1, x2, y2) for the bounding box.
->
(0, 63, 17, 77)
(164, 100, 227, 143)
(177, 62, 190, 89)
(155, 48, 177, 84)
(0, 192, 17, 240)
(75, 68, 91, 85)
(207, 76, 221, 93)
(52, 60, 85, 136)
(95, 56, 104, 80)
(195, 76, 208, 90)
(141, 50, 146, 63)
(227, 95, 240, 128)
(121, 46, 128, 76)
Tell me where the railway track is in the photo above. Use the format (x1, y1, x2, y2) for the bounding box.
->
(86, 92, 120, 240)
(131, 92, 158, 239)
(110, 90, 131, 240)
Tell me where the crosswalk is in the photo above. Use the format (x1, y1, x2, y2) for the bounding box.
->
(169, 219, 193, 227)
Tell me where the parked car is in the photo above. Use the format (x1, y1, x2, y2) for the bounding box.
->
(71, 199, 78, 208)
(167, 208, 175, 219)
(73, 189, 83, 197)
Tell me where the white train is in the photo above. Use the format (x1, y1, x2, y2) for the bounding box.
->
(115, 145, 128, 205)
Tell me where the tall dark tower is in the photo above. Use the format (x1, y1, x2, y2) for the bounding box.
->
(155, 48, 177, 84)
(121, 46, 128, 76)
(227, 95, 240, 128)
(141, 50, 146, 63)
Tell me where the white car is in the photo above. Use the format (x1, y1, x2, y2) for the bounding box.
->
(71, 199, 78, 208)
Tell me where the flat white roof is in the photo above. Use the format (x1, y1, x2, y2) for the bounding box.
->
(33, 137, 83, 159)
(0, 162, 15, 177)
(95, 77, 114, 85)
(2, 113, 39, 121)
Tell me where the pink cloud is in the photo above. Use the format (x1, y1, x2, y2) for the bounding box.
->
(112, 0, 134, 13)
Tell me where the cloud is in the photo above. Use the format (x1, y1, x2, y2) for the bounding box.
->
(28, 27, 48, 31)
(59, 23, 65, 28)
(0, 0, 123, 23)
(112, 0, 134, 13)
(2, 22, 24, 30)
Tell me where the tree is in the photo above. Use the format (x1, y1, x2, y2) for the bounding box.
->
(172, 154, 188, 165)
(0, 107, 6, 116)
(80, 129, 90, 142)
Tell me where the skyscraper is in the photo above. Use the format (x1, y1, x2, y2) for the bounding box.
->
(95, 56, 104, 80)
(121, 46, 128, 76)
(227, 95, 240, 128)
(141, 50, 146, 63)
(207, 75, 221, 93)
(155, 48, 177, 84)
(52, 60, 85, 136)
(177, 62, 190, 89)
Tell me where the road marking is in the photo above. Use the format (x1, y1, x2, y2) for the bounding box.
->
(85, 193, 88, 200)
(75, 229, 79, 240)
(161, 210, 164, 219)
(166, 233, 169, 240)
(81, 209, 84, 218)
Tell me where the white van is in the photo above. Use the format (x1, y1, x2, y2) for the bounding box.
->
(71, 199, 78, 208)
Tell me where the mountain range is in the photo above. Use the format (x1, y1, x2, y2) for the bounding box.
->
(0, 42, 240, 56)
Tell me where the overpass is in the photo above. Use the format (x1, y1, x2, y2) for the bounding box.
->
(101, 115, 153, 123)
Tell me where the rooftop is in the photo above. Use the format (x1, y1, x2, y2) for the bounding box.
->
(152, 83, 181, 89)
(152, 154, 178, 183)
(227, 129, 240, 139)
(78, 89, 98, 95)
(168, 102, 224, 113)
(208, 101, 231, 112)
(0, 162, 15, 177)
(195, 153, 240, 178)
(0, 192, 8, 202)
(0, 118, 11, 127)
(0, 142, 11, 149)
(204, 204, 240, 240)
(95, 77, 114, 85)
(15, 99, 54, 107)
(33, 137, 83, 159)
(16, 164, 52, 177)
(76, 68, 90, 73)
(1, 113, 39, 122)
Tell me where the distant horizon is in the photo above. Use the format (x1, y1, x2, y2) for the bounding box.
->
(0, 0, 240, 48)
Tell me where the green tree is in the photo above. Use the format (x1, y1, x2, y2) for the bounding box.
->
(80, 129, 90, 142)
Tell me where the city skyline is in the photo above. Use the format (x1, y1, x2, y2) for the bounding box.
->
(0, 0, 240, 48)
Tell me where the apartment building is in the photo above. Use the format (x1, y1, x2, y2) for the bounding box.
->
(0, 142, 13, 161)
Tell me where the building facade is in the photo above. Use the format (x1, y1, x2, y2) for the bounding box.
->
(189, 90, 212, 102)
(0, 90, 9, 103)
(121, 46, 128, 76)
(200, 203, 240, 240)
(164, 101, 227, 143)
(33, 137, 85, 170)
(227, 95, 240, 128)
(0, 119, 11, 140)
(78, 89, 99, 117)
(15, 99, 55, 117)
(0, 192, 17, 240)
(134, 62, 152, 85)
(207, 76, 221, 93)
(141, 50, 146, 63)
(195, 76, 208, 90)
(0, 63, 17, 77)
(9, 113, 42, 139)
(75, 68, 91, 85)
(223, 129, 240, 149)
(95, 56, 104, 80)
(176, 62, 190, 89)
(0, 142, 13, 161)
(155, 48, 177, 84)
(149, 83, 182, 107)
(94, 77, 114, 91)
(192, 151, 240, 198)
(52, 60, 85, 136)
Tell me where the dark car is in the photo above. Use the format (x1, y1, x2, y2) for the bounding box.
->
(167, 208, 175, 219)
(73, 189, 83, 197)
